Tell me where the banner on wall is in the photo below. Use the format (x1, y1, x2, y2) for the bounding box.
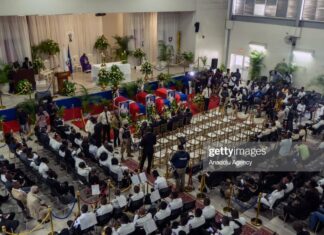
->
(119, 101, 130, 116)
(145, 94, 156, 107)
(167, 90, 176, 102)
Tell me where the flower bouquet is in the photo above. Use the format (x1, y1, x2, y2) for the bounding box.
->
(62, 80, 76, 97)
(98, 68, 110, 90)
(140, 61, 153, 81)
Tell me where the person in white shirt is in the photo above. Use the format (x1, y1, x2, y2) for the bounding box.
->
(257, 124, 271, 140)
(154, 201, 171, 221)
(97, 106, 112, 143)
(188, 208, 205, 230)
(77, 162, 91, 181)
(89, 139, 98, 157)
(96, 141, 110, 159)
(49, 134, 62, 151)
(73, 204, 97, 229)
(85, 117, 96, 136)
(297, 87, 306, 99)
(260, 184, 285, 209)
(113, 214, 135, 235)
(282, 175, 294, 194)
(110, 158, 128, 182)
(133, 207, 156, 228)
(202, 86, 212, 112)
(310, 116, 324, 135)
(111, 189, 127, 209)
(168, 191, 183, 211)
(128, 185, 144, 207)
(230, 209, 246, 231)
(74, 133, 83, 147)
(202, 197, 215, 220)
(96, 197, 113, 217)
(218, 216, 234, 235)
(152, 170, 168, 191)
(38, 158, 49, 179)
(279, 133, 292, 157)
(99, 152, 112, 169)
(172, 217, 190, 235)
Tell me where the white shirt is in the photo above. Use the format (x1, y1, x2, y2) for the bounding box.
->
(110, 165, 125, 181)
(168, 198, 183, 211)
(202, 88, 212, 99)
(172, 225, 189, 234)
(49, 138, 61, 151)
(77, 166, 91, 180)
(97, 145, 109, 159)
(279, 138, 292, 157)
(59, 150, 65, 158)
(285, 182, 294, 194)
(313, 120, 324, 129)
(261, 189, 284, 209)
(319, 142, 324, 149)
(85, 120, 95, 134)
(98, 111, 112, 125)
(218, 225, 234, 235)
(38, 162, 49, 178)
(74, 138, 83, 147)
(114, 222, 136, 235)
(99, 155, 112, 169)
(202, 205, 216, 219)
(297, 91, 306, 98)
(297, 103, 306, 112)
(112, 195, 127, 208)
(188, 216, 205, 229)
(74, 212, 97, 228)
(134, 213, 153, 227)
(89, 144, 98, 157)
(130, 191, 144, 202)
(154, 176, 168, 190)
(74, 156, 85, 168)
(229, 217, 246, 230)
(154, 207, 171, 221)
(96, 204, 113, 216)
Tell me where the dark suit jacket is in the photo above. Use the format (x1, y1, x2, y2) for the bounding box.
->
(140, 132, 156, 154)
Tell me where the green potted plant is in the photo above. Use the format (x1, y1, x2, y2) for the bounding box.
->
(140, 61, 153, 81)
(200, 56, 208, 70)
(98, 68, 110, 90)
(94, 35, 110, 63)
(157, 72, 172, 87)
(249, 50, 265, 81)
(79, 85, 101, 114)
(158, 41, 173, 74)
(0, 62, 11, 108)
(32, 57, 45, 80)
(57, 106, 65, 118)
(133, 48, 146, 66)
(121, 81, 139, 100)
(100, 98, 113, 110)
(309, 74, 324, 94)
(17, 79, 33, 100)
(113, 35, 133, 62)
(274, 61, 298, 76)
(16, 99, 37, 125)
(182, 51, 195, 72)
(192, 93, 204, 112)
(62, 80, 76, 97)
(107, 65, 125, 97)
(219, 63, 226, 73)
(136, 78, 145, 92)
(38, 39, 60, 56)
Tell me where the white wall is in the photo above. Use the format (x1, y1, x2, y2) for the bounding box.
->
(102, 13, 124, 45)
(195, 0, 227, 65)
(178, 12, 196, 52)
(0, 0, 196, 16)
(228, 21, 324, 91)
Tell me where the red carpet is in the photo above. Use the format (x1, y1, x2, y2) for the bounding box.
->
(2, 120, 20, 134)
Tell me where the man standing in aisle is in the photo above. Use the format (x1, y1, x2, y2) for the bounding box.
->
(119, 122, 133, 161)
(202, 85, 212, 112)
(170, 145, 190, 192)
(98, 106, 112, 143)
(139, 127, 156, 174)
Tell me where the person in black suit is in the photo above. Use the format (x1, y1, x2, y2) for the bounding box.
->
(167, 111, 178, 131)
(139, 127, 156, 174)
(93, 122, 103, 147)
(22, 57, 33, 69)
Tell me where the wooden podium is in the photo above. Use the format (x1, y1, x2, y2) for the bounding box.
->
(55, 71, 70, 94)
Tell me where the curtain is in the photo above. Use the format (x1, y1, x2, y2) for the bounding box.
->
(27, 14, 103, 69)
(157, 12, 179, 53)
(0, 16, 31, 64)
(123, 13, 158, 62)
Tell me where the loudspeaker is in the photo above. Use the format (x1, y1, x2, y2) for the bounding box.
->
(194, 22, 200, 33)
(35, 90, 51, 104)
(211, 58, 218, 69)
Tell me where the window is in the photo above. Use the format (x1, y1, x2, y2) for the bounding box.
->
(230, 54, 250, 81)
(303, 0, 324, 22)
(233, 0, 298, 19)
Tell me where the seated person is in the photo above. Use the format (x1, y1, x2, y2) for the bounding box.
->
(89, 138, 98, 157)
(235, 177, 258, 202)
(11, 181, 27, 206)
(309, 207, 324, 231)
(260, 184, 286, 209)
(85, 117, 96, 136)
(110, 157, 128, 182)
(283, 180, 320, 221)
(27, 186, 49, 222)
(230, 209, 246, 234)
(168, 191, 183, 211)
(38, 157, 50, 179)
(71, 204, 97, 231)
(172, 216, 189, 234)
(152, 170, 168, 191)
(113, 214, 135, 235)
(133, 207, 156, 229)
(111, 189, 127, 209)
(99, 152, 112, 169)
(283, 175, 294, 194)
(128, 185, 144, 207)
(310, 115, 324, 135)
(73, 133, 83, 147)
(96, 197, 113, 217)
(49, 133, 62, 151)
(80, 53, 92, 73)
(188, 208, 205, 230)
(96, 141, 110, 159)
(0, 209, 19, 232)
(77, 162, 91, 181)
(202, 197, 216, 220)
(217, 216, 234, 235)
(154, 201, 171, 221)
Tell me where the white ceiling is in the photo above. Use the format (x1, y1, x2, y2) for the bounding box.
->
(0, 0, 197, 16)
